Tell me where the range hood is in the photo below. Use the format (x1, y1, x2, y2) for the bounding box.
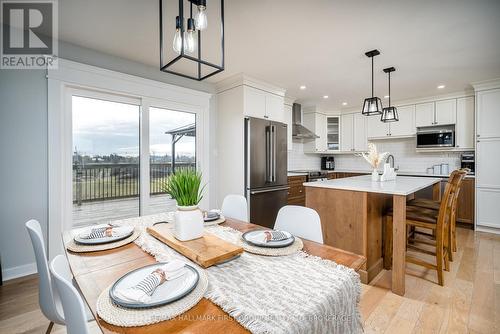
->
(292, 103, 319, 140)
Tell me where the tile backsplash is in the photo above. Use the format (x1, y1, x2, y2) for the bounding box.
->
(334, 138, 462, 173)
(288, 137, 464, 173)
(288, 140, 321, 170)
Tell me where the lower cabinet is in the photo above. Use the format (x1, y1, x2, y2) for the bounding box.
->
(457, 178, 475, 225)
(287, 175, 306, 206)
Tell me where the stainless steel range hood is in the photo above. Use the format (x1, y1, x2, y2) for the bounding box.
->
(292, 103, 319, 140)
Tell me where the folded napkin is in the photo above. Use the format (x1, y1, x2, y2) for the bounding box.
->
(246, 230, 292, 244)
(114, 260, 187, 304)
(79, 225, 134, 239)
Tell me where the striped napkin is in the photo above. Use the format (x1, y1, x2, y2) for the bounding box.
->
(114, 260, 187, 303)
(246, 230, 292, 244)
(79, 225, 133, 240)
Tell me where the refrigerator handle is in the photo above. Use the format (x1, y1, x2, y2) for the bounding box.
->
(266, 126, 271, 183)
(272, 125, 276, 182)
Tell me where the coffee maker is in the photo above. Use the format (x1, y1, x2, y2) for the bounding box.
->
(321, 156, 335, 170)
(460, 152, 475, 174)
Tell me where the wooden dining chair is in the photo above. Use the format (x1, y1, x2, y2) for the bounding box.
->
(406, 168, 469, 255)
(384, 172, 460, 286)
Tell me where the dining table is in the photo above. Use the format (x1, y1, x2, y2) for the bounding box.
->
(63, 217, 366, 334)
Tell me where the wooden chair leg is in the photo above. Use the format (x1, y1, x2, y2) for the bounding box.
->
(448, 226, 454, 262)
(384, 216, 393, 270)
(436, 235, 444, 286)
(45, 321, 54, 334)
(452, 221, 457, 253)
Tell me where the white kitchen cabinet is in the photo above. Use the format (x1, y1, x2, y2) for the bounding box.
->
(456, 96, 474, 149)
(243, 85, 284, 122)
(415, 102, 435, 127)
(435, 99, 456, 125)
(284, 103, 293, 151)
(265, 94, 285, 123)
(303, 112, 327, 152)
(474, 86, 500, 233)
(353, 113, 368, 151)
(326, 116, 340, 151)
(390, 105, 415, 137)
(367, 115, 389, 138)
(341, 114, 354, 151)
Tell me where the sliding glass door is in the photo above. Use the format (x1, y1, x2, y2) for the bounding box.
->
(72, 93, 141, 226)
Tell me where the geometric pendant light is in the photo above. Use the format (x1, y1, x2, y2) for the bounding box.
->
(381, 67, 399, 122)
(361, 49, 383, 116)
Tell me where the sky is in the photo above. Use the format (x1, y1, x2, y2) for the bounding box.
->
(72, 96, 196, 157)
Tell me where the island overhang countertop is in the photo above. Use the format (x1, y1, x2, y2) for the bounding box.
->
(303, 175, 442, 196)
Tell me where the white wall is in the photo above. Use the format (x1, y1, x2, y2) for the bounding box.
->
(334, 137, 462, 173)
(0, 41, 217, 281)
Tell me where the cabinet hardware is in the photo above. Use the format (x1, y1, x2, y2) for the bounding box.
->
(477, 134, 480, 137)
(477, 140, 480, 143)
(264, 115, 269, 119)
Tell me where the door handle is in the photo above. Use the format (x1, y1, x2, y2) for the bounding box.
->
(272, 125, 276, 182)
(250, 186, 290, 195)
(266, 127, 271, 183)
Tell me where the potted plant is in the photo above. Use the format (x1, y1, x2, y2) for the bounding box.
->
(360, 143, 389, 182)
(162, 169, 206, 241)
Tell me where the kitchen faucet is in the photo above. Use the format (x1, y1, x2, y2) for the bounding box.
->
(385, 154, 399, 171)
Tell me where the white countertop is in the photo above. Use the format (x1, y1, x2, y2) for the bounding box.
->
(303, 175, 441, 196)
(287, 172, 308, 177)
(324, 169, 475, 179)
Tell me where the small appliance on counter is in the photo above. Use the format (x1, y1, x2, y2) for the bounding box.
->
(321, 156, 335, 170)
(461, 152, 475, 174)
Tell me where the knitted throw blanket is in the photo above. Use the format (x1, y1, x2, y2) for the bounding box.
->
(116, 214, 363, 334)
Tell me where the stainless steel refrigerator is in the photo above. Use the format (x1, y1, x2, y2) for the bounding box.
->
(245, 117, 288, 229)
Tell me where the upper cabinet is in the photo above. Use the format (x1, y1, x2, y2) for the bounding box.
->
(326, 116, 340, 151)
(303, 112, 327, 152)
(366, 104, 415, 139)
(340, 114, 354, 151)
(416, 99, 456, 127)
(456, 96, 474, 149)
(243, 86, 285, 123)
(353, 113, 368, 151)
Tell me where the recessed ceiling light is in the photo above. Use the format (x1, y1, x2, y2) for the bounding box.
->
(342, 102, 348, 106)
(437, 84, 445, 89)
(384, 95, 390, 99)
(323, 95, 329, 99)
(299, 85, 306, 90)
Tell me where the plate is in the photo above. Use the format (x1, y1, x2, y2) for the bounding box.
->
(242, 230, 295, 248)
(74, 225, 134, 245)
(109, 262, 199, 309)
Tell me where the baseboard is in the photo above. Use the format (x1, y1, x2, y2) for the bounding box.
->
(2, 262, 37, 282)
(476, 225, 500, 235)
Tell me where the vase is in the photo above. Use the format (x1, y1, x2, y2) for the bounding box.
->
(173, 205, 204, 241)
(371, 169, 380, 182)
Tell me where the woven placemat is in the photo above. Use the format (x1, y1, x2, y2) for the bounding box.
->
(66, 229, 140, 253)
(241, 237, 304, 256)
(96, 269, 208, 327)
(203, 215, 226, 226)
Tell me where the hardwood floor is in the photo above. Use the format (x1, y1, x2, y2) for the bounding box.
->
(1, 227, 498, 333)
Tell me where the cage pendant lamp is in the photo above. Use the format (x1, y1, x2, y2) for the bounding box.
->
(362, 49, 383, 116)
(381, 67, 399, 122)
(159, 0, 225, 81)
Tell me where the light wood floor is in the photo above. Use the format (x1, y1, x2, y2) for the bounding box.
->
(1, 227, 498, 333)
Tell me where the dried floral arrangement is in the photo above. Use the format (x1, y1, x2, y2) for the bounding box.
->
(360, 143, 389, 169)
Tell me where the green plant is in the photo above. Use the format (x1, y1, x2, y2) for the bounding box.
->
(162, 169, 205, 206)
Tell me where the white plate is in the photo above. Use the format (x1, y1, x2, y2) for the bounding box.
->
(109, 262, 199, 309)
(74, 225, 134, 245)
(242, 230, 295, 248)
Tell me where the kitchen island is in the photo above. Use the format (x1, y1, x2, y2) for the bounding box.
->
(304, 175, 441, 296)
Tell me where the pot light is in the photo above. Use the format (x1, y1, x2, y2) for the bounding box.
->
(384, 95, 389, 99)
(437, 84, 445, 89)
(299, 85, 306, 90)
(323, 95, 329, 99)
(342, 102, 348, 106)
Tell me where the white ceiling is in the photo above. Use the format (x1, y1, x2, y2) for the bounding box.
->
(59, 0, 500, 110)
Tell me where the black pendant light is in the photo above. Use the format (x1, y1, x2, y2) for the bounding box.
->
(362, 49, 383, 116)
(159, 0, 225, 81)
(381, 67, 399, 122)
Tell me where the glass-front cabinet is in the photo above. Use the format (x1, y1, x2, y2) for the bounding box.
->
(326, 116, 340, 151)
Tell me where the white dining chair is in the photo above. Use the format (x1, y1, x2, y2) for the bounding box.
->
(49, 255, 90, 334)
(274, 205, 324, 244)
(221, 194, 248, 222)
(25, 219, 65, 333)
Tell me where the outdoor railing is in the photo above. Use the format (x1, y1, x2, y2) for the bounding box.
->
(72, 162, 195, 204)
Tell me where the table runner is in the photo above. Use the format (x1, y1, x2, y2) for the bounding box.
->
(110, 214, 363, 334)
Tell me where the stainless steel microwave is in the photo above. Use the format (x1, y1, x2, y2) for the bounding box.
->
(416, 126, 455, 148)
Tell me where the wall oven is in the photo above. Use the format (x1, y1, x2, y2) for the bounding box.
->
(416, 125, 455, 148)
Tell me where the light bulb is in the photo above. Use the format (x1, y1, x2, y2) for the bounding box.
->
(184, 30, 196, 53)
(195, 6, 207, 30)
(369, 101, 377, 112)
(172, 28, 182, 54)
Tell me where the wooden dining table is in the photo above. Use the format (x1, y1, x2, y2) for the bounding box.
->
(64, 218, 366, 334)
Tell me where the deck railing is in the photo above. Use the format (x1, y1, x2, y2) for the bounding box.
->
(72, 162, 195, 204)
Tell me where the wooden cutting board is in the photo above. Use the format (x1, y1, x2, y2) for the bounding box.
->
(147, 224, 243, 268)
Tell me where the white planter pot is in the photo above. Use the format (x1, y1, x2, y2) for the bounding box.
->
(173, 205, 204, 241)
(371, 169, 380, 182)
